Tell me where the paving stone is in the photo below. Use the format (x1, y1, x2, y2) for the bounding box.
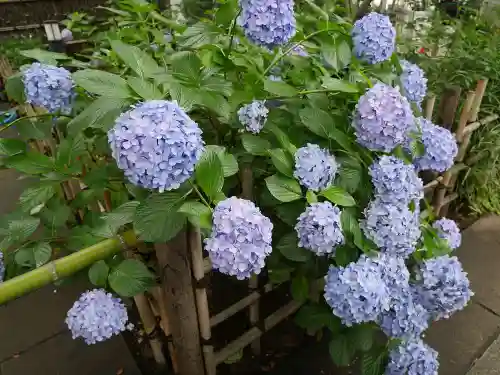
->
(467, 334, 500, 375)
(465, 215, 500, 244)
(0, 331, 141, 375)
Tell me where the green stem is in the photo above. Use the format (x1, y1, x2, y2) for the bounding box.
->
(190, 181, 213, 211)
(150, 11, 183, 31)
(227, 9, 242, 59)
(0, 113, 70, 133)
(0, 231, 137, 305)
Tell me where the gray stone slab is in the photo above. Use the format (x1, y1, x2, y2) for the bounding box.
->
(425, 302, 500, 375)
(465, 215, 500, 244)
(467, 334, 500, 375)
(0, 331, 141, 375)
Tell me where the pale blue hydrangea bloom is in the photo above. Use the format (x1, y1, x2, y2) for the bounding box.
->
(237, 100, 269, 134)
(399, 60, 427, 107)
(433, 218, 461, 250)
(205, 197, 273, 280)
(23, 63, 74, 114)
(362, 198, 421, 258)
(352, 83, 415, 152)
(386, 338, 439, 375)
(238, 0, 296, 49)
(371, 253, 410, 293)
(61, 28, 73, 42)
(65, 289, 131, 345)
(295, 202, 344, 256)
(369, 156, 423, 204)
(413, 255, 473, 320)
(108, 100, 204, 192)
(0, 252, 4, 282)
(352, 12, 396, 65)
(412, 117, 458, 172)
(294, 143, 338, 191)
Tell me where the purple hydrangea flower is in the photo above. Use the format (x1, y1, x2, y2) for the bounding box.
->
(0, 252, 4, 282)
(361, 198, 421, 258)
(294, 144, 338, 191)
(65, 289, 131, 345)
(413, 255, 473, 320)
(23, 63, 74, 114)
(205, 197, 273, 280)
(352, 83, 415, 152)
(433, 218, 461, 250)
(399, 60, 427, 107)
(412, 118, 458, 172)
(238, 0, 296, 49)
(369, 156, 423, 204)
(386, 338, 439, 375)
(295, 202, 344, 256)
(352, 12, 396, 64)
(108, 100, 205, 192)
(237, 100, 269, 134)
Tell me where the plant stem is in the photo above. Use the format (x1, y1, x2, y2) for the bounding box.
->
(0, 113, 71, 133)
(227, 9, 242, 59)
(190, 181, 213, 211)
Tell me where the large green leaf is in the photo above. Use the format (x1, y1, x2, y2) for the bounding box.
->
(361, 351, 385, 375)
(72, 69, 131, 98)
(329, 335, 355, 367)
(348, 324, 375, 352)
(39, 198, 71, 230)
(320, 186, 356, 207)
(15, 117, 53, 141)
(55, 134, 86, 171)
(110, 40, 161, 78)
(0, 138, 26, 156)
(5, 152, 54, 174)
(178, 200, 212, 229)
(295, 303, 341, 334)
(127, 77, 164, 100)
(277, 232, 311, 262)
(20, 49, 69, 65)
(195, 148, 224, 199)
(291, 275, 309, 303)
(264, 80, 298, 97)
(0, 214, 40, 249)
(109, 259, 155, 297)
(268, 148, 294, 177)
(19, 184, 56, 213)
(322, 77, 359, 93)
(5, 73, 25, 103)
(241, 134, 271, 156)
(170, 51, 202, 86)
(265, 174, 302, 202)
(92, 201, 140, 238)
(88, 260, 110, 287)
(14, 241, 52, 268)
(178, 22, 221, 48)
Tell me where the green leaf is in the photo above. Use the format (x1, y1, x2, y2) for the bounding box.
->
(92, 201, 140, 238)
(277, 232, 311, 262)
(329, 335, 355, 367)
(88, 260, 110, 287)
(322, 41, 352, 71)
(55, 134, 86, 171)
(348, 324, 375, 352)
(265, 174, 302, 202)
(268, 148, 293, 177)
(14, 241, 52, 268)
(322, 77, 359, 93)
(170, 51, 202, 86)
(291, 274, 309, 303)
(15, 117, 53, 141)
(19, 184, 56, 213)
(72, 69, 131, 98)
(195, 148, 224, 199)
(109, 259, 155, 297)
(0, 138, 26, 156)
(127, 77, 164, 100)
(337, 157, 362, 194)
(110, 40, 161, 78)
(178, 22, 221, 48)
(361, 351, 385, 375)
(5, 152, 54, 174)
(0, 214, 40, 248)
(241, 134, 271, 156)
(321, 186, 356, 207)
(178, 200, 212, 229)
(67, 226, 105, 251)
(264, 80, 298, 97)
(306, 190, 318, 204)
(197, 91, 231, 120)
(168, 82, 198, 112)
(337, 40, 352, 68)
(295, 303, 337, 333)
(5, 73, 25, 103)
(39, 198, 71, 230)
(341, 209, 363, 248)
(276, 201, 306, 226)
(220, 153, 238, 177)
(335, 245, 359, 267)
(134, 192, 187, 242)
(20, 49, 69, 65)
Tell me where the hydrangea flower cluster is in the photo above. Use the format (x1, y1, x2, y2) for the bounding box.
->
(293, 144, 338, 191)
(433, 218, 461, 250)
(412, 117, 458, 172)
(205, 197, 273, 280)
(352, 83, 415, 152)
(237, 100, 269, 134)
(399, 60, 428, 108)
(369, 156, 423, 204)
(386, 338, 439, 375)
(352, 12, 396, 65)
(61, 28, 73, 42)
(0, 252, 4, 282)
(295, 202, 344, 256)
(361, 198, 421, 258)
(108, 100, 205, 192)
(413, 255, 473, 320)
(23, 63, 74, 115)
(238, 0, 296, 49)
(65, 289, 131, 345)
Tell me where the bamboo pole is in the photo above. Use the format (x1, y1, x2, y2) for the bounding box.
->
(425, 95, 436, 120)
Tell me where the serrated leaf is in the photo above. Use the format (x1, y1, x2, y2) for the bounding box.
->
(67, 226, 105, 251)
(321, 186, 356, 206)
(264, 80, 298, 97)
(19, 184, 56, 213)
(329, 335, 355, 367)
(92, 201, 140, 238)
(110, 40, 161, 79)
(170, 51, 202, 86)
(196, 148, 224, 199)
(322, 77, 359, 93)
(39, 198, 71, 230)
(337, 158, 362, 194)
(55, 133, 86, 171)
(72, 69, 131, 98)
(265, 174, 302, 202)
(88, 260, 110, 287)
(361, 351, 385, 375)
(20, 49, 69, 65)
(295, 303, 338, 333)
(268, 148, 293, 177)
(109, 259, 155, 297)
(277, 232, 311, 262)
(178, 200, 212, 229)
(241, 134, 271, 156)
(348, 324, 374, 352)
(15, 117, 53, 141)
(0, 214, 40, 248)
(14, 241, 52, 268)
(178, 22, 221, 48)
(291, 275, 308, 303)
(5, 152, 54, 174)
(168, 82, 198, 112)
(0, 138, 26, 156)
(127, 77, 164, 100)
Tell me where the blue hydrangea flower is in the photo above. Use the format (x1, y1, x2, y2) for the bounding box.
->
(61, 28, 73, 42)
(362, 198, 421, 258)
(413, 255, 473, 320)
(433, 218, 461, 250)
(386, 338, 439, 375)
(269, 75, 282, 81)
(238, 0, 296, 49)
(369, 156, 423, 204)
(352, 12, 396, 65)
(205, 197, 273, 280)
(352, 83, 415, 152)
(412, 118, 458, 172)
(0, 252, 4, 282)
(65, 289, 131, 345)
(295, 202, 344, 256)
(371, 253, 410, 293)
(399, 60, 427, 107)
(108, 100, 205, 192)
(294, 143, 338, 191)
(23, 63, 74, 114)
(238, 100, 269, 134)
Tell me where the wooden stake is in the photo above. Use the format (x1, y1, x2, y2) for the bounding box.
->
(438, 86, 462, 130)
(425, 95, 436, 120)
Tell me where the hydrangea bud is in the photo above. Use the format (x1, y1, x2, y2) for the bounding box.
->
(108, 100, 205, 192)
(352, 12, 396, 65)
(432, 218, 461, 250)
(386, 338, 439, 375)
(0, 252, 4, 282)
(205, 197, 273, 280)
(369, 156, 423, 204)
(295, 202, 344, 256)
(65, 289, 131, 345)
(294, 144, 338, 191)
(23, 63, 74, 115)
(238, 0, 296, 49)
(413, 255, 473, 320)
(237, 100, 269, 134)
(399, 60, 427, 108)
(352, 83, 415, 152)
(61, 28, 73, 42)
(412, 117, 458, 172)
(362, 198, 421, 258)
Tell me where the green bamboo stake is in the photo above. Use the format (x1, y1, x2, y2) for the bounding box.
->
(0, 231, 137, 305)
